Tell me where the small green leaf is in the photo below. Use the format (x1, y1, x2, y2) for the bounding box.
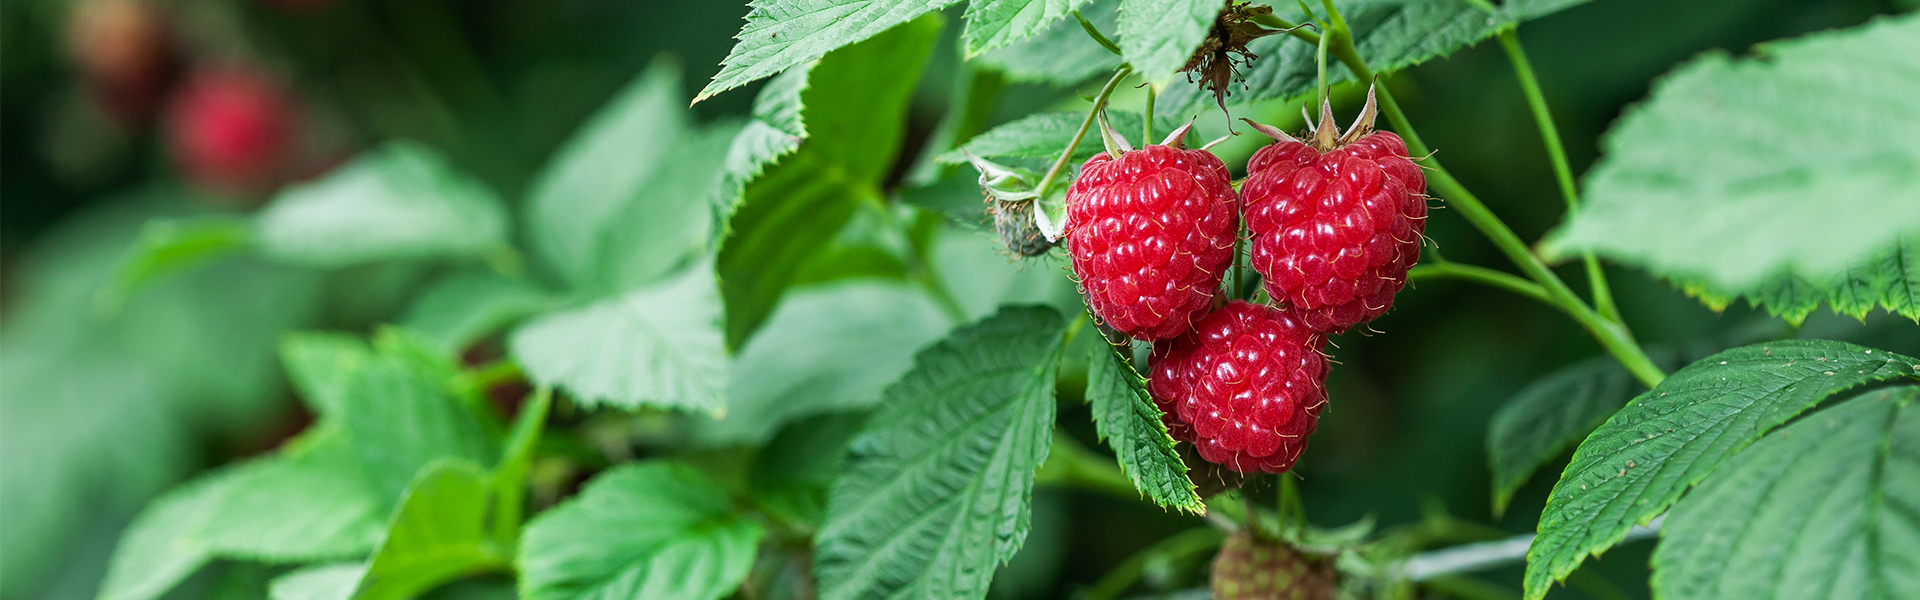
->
(400, 271, 558, 353)
(814, 306, 1066, 600)
(1524, 340, 1920, 600)
(935, 110, 1181, 166)
(509, 263, 728, 413)
(268, 564, 365, 600)
(1487, 354, 1644, 516)
(519, 462, 763, 600)
(695, 0, 959, 103)
(1651, 386, 1919, 600)
(712, 67, 811, 237)
(1546, 15, 1920, 296)
(100, 215, 253, 309)
(357, 459, 507, 600)
(257, 141, 509, 268)
(1116, 0, 1218, 83)
(974, 0, 1121, 86)
(279, 332, 370, 418)
(963, 0, 1089, 56)
(338, 331, 497, 497)
(1085, 343, 1203, 514)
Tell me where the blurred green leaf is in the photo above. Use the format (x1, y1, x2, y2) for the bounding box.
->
(696, 0, 958, 102)
(1547, 15, 1920, 298)
(279, 332, 371, 419)
(257, 142, 510, 269)
(975, 0, 1121, 85)
(963, 0, 1089, 56)
(1085, 343, 1203, 514)
(518, 462, 762, 600)
(1674, 237, 1919, 326)
(357, 459, 507, 600)
(694, 281, 953, 445)
(935, 110, 1180, 165)
(900, 172, 993, 231)
(1652, 386, 1920, 600)
(1525, 340, 1920, 600)
(268, 564, 365, 600)
(509, 263, 728, 413)
(100, 215, 254, 310)
(719, 16, 942, 349)
(1486, 354, 1643, 516)
(339, 330, 498, 498)
(815, 306, 1065, 600)
(1116, 0, 1217, 82)
(750, 412, 870, 528)
(400, 272, 558, 353)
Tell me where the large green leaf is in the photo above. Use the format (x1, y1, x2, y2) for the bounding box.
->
(356, 459, 507, 600)
(1115, 0, 1218, 83)
(399, 271, 558, 353)
(814, 306, 1066, 600)
(1676, 239, 1920, 326)
(694, 282, 953, 445)
(339, 330, 498, 498)
(1486, 354, 1644, 516)
(974, 0, 1121, 86)
(1085, 343, 1203, 514)
(279, 332, 371, 418)
(1652, 386, 1920, 600)
(1546, 15, 1920, 300)
(1524, 340, 1920, 600)
(509, 263, 728, 413)
(696, 0, 958, 102)
(518, 462, 763, 600)
(963, 0, 1088, 56)
(256, 142, 509, 268)
(1157, 0, 1591, 115)
(935, 110, 1182, 166)
(718, 16, 941, 349)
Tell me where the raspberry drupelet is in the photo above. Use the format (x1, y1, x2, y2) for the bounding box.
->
(1241, 87, 1428, 334)
(1148, 301, 1329, 474)
(1064, 124, 1239, 340)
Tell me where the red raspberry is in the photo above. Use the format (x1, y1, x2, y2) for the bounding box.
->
(166, 66, 297, 194)
(1147, 301, 1328, 474)
(1241, 94, 1427, 334)
(1065, 143, 1238, 340)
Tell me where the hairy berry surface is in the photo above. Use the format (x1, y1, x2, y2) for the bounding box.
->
(1065, 144, 1238, 340)
(1242, 131, 1427, 334)
(1148, 301, 1328, 474)
(1211, 531, 1337, 600)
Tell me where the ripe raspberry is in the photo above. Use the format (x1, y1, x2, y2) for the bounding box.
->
(1065, 128, 1238, 340)
(1241, 89, 1427, 334)
(1211, 531, 1337, 600)
(1148, 301, 1328, 474)
(166, 66, 297, 194)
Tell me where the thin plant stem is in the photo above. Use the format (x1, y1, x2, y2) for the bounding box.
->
(1497, 28, 1622, 323)
(492, 385, 552, 547)
(1143, 86, 1156, 142)
(1035, 66, 1134, 204)
(1407, 262, 1550, 305)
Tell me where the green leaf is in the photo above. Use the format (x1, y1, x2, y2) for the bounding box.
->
(935, 110, 1182, 166)
(695, 0, 959, 103)
(814, 306, 1066, 600)
(1674, 238, 1920, 325)
(268, 564, 365, 600)
(1085, 343, 1204, 514)
(1487, 355, 1644, 516)
(1651, 386, 1920, 600)
(963, 0, 1089, 56)
(974, 0, 1121, 85)
(99, 215, 253, 309)
(713, 67, 811, 237)
(279, 332, 370, 418)
(518, 462, 763, 600)
(1116, 0, 1218, 83)
(257, 141, 509, 268)
(694, 281, 953, 445)
(339, 329, 497, 497)
(1546, 15, 1920, 296)
(751, 412, 871, 528)
(399, 271, 558, 353)
(718, 16, 942, 349)
(509, 263, 728, 413)
(1524, 340, 1920, 600)
(357, 459, 507, 600)
(1158, 0, 1589, 115)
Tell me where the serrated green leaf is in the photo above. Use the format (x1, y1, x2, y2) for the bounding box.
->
(100, 215, 253, 309)
(1158, 0, 1590, 115)
(1085, 343, 1204, 514)
(1651, 386, 1919, 600)
(963, 0, 1089, 56)
(694, 282, 953, 445)
(1547, 15, 1920, 297)
(509, 263, 728, 413)
(1524, 340, 1920, 600)
(814, 305, 1066, 600)
(696, 0, 959, 102)
(399, 271, 558, 353)
(1487, 355, 1644, 516)
(974, 0, 1122, 85)
(519, 462, 763, 600)
(257, 141, 509, 268)
(357, 459, 507, 600)
(935, 110, 1183, 166)
(712, 67, 812, 237)
(719, 16, 941, 349)
(268, 564, 364, 600)
(1116, 0, 1218, 83)
(1674, 239, 1920, 326)
(338, 331, 497, 498)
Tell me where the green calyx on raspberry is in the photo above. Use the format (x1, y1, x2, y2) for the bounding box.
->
(959, 150, 1060, 258)
(1211, 531, 1337, 600)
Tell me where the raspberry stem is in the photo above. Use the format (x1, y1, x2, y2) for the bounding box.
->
(1407, 262, 1549, 305)
(1034, 65, 1133, 212)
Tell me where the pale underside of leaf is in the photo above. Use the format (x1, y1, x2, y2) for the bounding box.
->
(509, 263, 728, 413)
(518, 462, 762, 600)
(256, 141, 509, 268)
(963, 0, 1088, 56)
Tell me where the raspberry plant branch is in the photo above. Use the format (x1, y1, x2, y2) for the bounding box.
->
(1406, 262, 1550, 305)
(1034, 65, 1134, 208)
(1496, 28, 1622, 324)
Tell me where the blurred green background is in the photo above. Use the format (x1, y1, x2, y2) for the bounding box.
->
(4, 1, 1915, 599)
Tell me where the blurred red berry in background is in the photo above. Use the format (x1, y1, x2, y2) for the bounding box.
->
(165, 66, 299, 196)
